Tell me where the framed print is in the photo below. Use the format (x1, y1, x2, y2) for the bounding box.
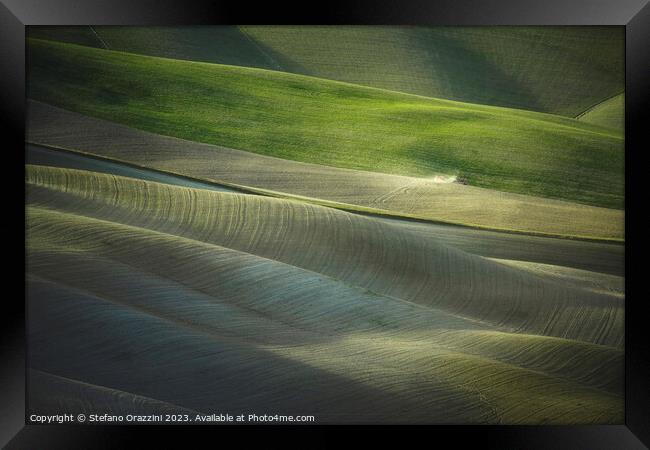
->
(1, 0, 649, 448)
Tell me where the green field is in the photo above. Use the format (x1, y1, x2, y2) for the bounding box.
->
(27, 165, 623, 422)
(26, 26, 625, 425)
(27, 38, 624, 209)
(28, 26, 624, 117)
(578, 93, 625, 131)
(27, 101, 624, 240)
(27, 165, 623, 346)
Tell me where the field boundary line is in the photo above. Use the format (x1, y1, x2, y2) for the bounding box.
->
(574, 91, 625, 120)
(26, 141, 625, 245)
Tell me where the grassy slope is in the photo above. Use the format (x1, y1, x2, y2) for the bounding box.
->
(27, 165, 623, 347)
(27, 39, 624, 209)
(578, 93, 625, 132)
(26, 144, 626, 276)
(27, 166, 623, 423)
(27, 101, 624, 240)
(27, 26, 624, 117)
(376, 218, 624, 276)
(29, 276, 621, 423)
(242, 26, 624, 118)
(27, 26, 279, 70)
(489, 259, 624, 299)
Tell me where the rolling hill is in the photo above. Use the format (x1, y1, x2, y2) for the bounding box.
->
(27, 100, 624, 240)
(27, 165, 623, 423)
(26, 142, 626, 275)
(27, 39, 624, 209)
(27, 165, 624, 347)
(27, 25, 624, 117)
(25, 26, 626, 425)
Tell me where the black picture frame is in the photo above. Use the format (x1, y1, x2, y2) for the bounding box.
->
(2, 1, 649, 448)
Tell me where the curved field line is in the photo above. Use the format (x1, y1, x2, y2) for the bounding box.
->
(26, 101, 624, 241)
(29, 369, 198, 416)
(28, 263, 622, 423)
(26, 166, 624, 423)
(26, 39, 624, 209)
(28, 26, 624, 117)
(27, 165, 624, 347)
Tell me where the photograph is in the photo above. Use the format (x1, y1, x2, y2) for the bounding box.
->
(25, 25, 626, 425)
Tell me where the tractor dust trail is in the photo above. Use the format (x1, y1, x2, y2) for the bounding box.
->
(431, 174, 458, 183)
